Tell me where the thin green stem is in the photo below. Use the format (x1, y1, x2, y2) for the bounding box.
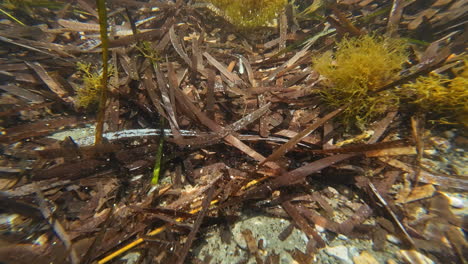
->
(95, 0, 109, 145)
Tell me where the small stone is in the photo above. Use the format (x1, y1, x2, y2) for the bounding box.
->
(386, 234, 401, 245)
(348, 247, 359, 258)
(387, 259, 398, 264)
(399, 249, 434, 264)
(315, 224, 325, 233)
(338, 234, 349, 240)
(448, 196, 464, 208)
(326, 186, 340, 196)
(325, 245, 352, 264)
(352, 251, 378, 264)
(443, 130, 455, 139)
(441, 193, 464, 208)
(121, 252, 141, 264)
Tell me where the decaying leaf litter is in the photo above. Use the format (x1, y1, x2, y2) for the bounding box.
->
(0, 0, 467, 263)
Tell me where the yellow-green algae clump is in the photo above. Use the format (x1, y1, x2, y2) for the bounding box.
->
(74, 62, 103, 109)
(313, 35, 408, 126)
(400, 56, 468, 126)
(204, 0, 287, 28)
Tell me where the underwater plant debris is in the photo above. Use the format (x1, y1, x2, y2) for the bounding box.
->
(0, 1, 467, 264)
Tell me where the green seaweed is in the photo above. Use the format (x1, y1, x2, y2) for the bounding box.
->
(313, 34, 408, 127)
(400, 56, 468, 126)
(204, 0, 287, 28)
(152, 120, 165, 186)
(74, 62, 102, 109)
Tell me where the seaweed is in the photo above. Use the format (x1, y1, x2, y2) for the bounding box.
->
(399, 56, 468, 126)
(74, 62, 102, 109)
(203, 0, 287, 28)
(313, 34, 408, 127)
(95, 0, 109, 145)
(2, 1, 467, 264)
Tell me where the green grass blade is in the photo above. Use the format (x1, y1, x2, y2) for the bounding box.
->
(0, 7, 25, 25)
(95, 0, 109, 145)
(151, 121, 165, 185)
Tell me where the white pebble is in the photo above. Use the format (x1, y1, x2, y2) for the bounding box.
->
(441, 193, 465, 208)
(325, 245, 352, 264)
(338, 234, 349, 240)
(347, 246, 359, 258)
(315, 224, 325, 233)
(448, 196, 464, 208)
(386, 234, 401, 245)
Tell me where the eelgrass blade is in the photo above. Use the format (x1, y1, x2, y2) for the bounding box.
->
(0, 7, 25, 26)
(95, 0, 109, 145)
(152, 120, 165, 185)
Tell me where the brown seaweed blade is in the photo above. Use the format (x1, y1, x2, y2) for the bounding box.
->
(241, 154, 357, 203)
(260, 108, 343, 166)
(282, 201, 326, 248)
(387, 0, 405, 37)
(272, 153, 358, 188)
(310, 139, 410, 154)
(142, 67, 170, 121)
(380, 158, 468, 190)
(173, 82, 280, 170)
(203, 51, 243, 84)
(169, 26, 193, 67)
(0, 84, 45, 103)
(34, 184, 79, 264)
(367, 111, 398, 144)
(25, 61, 73, 103)
(154, 61, 181, 135)
(0, 35, 61, 59)
(0, 1, 466, 263)
(1, 116, 90, 144)
(368, 182, 415, 247)
(175, 186, 215, 264)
